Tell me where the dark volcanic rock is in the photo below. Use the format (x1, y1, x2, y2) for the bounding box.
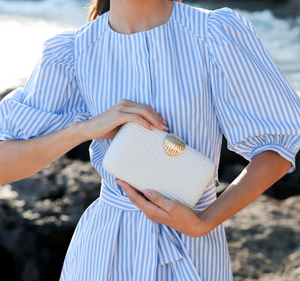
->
(65, 140, 92, 161)
(0, 156, 101, 281)
(0, 156, 299, 281)
(224, 194, 300, 281)
(219, 136, 300, 199)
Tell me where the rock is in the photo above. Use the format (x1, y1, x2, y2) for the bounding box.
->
(65, 140, 92, 161)
(1, 155, 299, 280)
(224, 194, 300, 281)
(0, 137, 299, 280)
(219, 163, 246, 184)
(0, 156, 101, 281)
(219, 136, 300, 199)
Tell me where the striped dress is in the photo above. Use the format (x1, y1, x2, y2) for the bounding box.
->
(1, 1, 300, 280)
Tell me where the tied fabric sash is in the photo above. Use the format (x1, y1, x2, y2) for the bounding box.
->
(99, 178, 217, 281)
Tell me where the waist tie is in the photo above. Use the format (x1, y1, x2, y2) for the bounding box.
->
(99, 178, 217, 281)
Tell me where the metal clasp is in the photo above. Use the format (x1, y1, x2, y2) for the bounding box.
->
(163, 133, 186, 156)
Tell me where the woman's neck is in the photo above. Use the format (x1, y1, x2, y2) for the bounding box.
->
(108, 0, 173, 35)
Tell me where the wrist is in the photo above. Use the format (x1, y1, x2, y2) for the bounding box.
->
(67, 121, 91, 144)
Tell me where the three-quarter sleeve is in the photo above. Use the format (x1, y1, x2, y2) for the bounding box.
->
(206, 7, 300, 173)
(0, 31, 91, 141)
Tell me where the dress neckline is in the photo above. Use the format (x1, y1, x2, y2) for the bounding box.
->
(106, 0, 176, 38)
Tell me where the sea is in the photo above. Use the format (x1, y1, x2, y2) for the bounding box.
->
(0, 0, 299, 94)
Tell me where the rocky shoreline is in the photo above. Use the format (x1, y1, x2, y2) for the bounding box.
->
(225, 194, 300, 281)
(0, 154, 299, 280)
(0, 156, 101, 281)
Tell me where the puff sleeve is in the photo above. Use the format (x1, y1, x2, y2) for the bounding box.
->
(206, 7, 300, 173)
(0, 31, 91, 141)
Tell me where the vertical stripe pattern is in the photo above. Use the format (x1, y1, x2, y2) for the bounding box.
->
(0, 1, 299, 280)
(206, 7, 300, 173)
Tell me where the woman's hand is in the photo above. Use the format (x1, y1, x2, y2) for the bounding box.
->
(77, 99, 168, 141)
(114, 178, 212, 237)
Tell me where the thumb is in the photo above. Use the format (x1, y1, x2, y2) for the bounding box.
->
(144, 189, 174, 212)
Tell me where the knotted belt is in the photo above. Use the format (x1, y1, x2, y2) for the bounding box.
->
(99, 178, 217, 281)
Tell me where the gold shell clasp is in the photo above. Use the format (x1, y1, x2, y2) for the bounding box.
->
(163, 133, 186, 156)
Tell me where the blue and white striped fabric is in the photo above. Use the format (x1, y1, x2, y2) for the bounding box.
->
(1, 1, 299, 280)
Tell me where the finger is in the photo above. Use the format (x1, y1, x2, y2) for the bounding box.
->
(119, 99, 167, 125)
(133, 187, 146, 198)
(117, 103, 168, 131)
(116, 179, 170, 219)
(144, 105, 167, 126)
(118, 112, 168, 132)
(116, 179, 154, 207)
(144, 189, 176, 215)
(122, 107, 167, 131)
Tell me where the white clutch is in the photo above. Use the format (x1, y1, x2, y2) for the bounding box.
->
(102, 122, 215, 208)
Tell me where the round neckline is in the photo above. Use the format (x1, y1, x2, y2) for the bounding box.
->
(107, 0, 176, 38)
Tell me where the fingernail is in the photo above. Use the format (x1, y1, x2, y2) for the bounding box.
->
(160, 124, 168, 130)
(150, 125, 155, 131)
(145, 190, 151, 197)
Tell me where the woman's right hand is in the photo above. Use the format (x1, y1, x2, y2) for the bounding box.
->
(78, 99, 169, 141)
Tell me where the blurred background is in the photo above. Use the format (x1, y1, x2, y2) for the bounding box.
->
(0, 0, 299, 280)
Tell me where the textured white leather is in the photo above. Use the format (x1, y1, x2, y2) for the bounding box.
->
(102, 122, 215, 208)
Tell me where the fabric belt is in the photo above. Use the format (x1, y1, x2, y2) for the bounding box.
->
(99, 178, 217, 281)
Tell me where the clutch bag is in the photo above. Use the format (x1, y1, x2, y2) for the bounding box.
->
(102, 122, 215, 208)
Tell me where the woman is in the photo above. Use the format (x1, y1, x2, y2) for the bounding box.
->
(0, 0, 299, 280)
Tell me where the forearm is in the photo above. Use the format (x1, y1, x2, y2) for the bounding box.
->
(0, 121, 87, 185)
(199, 150, 292, 233)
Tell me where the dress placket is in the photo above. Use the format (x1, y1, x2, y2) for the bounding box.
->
(132, 33, 154, 108)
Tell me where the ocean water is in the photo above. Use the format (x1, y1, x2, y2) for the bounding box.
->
(0, 0, 299, 93)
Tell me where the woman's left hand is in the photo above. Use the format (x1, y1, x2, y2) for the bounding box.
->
(114, 178, 212, 237)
